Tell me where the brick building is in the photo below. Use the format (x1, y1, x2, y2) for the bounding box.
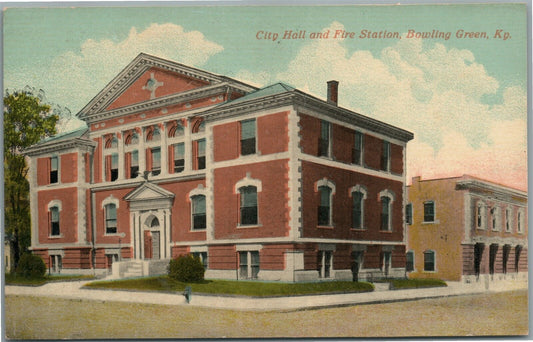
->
(406, 176, 528, 282)
(25, 53, 413, 281)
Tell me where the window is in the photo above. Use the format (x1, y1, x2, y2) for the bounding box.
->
(240, 186, 258, 225)
(192, 252, 208, 270)
(406, 251, 414, 272)
(381, 196, 392, 231)
(191, 195, 206, 230)
(106, 153, 119, 182)
(423, 201, 435, 222)
(239, 251, 260, 279)
(240, 119, 256, 155)
(105, 203, 117, 234)
(146, 126, 161, 142)
(353, 131, 363, 165)
(125, 132, 138, 146)
(423, 250, 435, 272)
(406, 203, 413, 225)
(489, 244, 498, 275)
(49, 206, 60, 236)
(318, 120, 331, 157)
(129, 150, 139, 179)
(151, 147, 161, 176)
(195, 139, 206, 170)
(317, 250, 332, 278)
(50, 156, 58, 184)
(173, 143, 185, 173)
(168, 123, 184, 138)
(491, 207, 500, 231)
(381, 141, 390, 171)
(318, 185, 332, 226)
(505, 208, 512, 232)
(50, 255, 62, 273)
(476, 202, 486, 229)
(517, 210, 525, 233)
(352, 191, 364, 229)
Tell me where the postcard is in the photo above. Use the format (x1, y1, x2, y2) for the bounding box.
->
(3, 2, 528, 339)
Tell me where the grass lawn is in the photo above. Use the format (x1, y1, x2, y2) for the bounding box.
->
(390, 278, 447, 290)
(5, 273, 96, 286)
(84, 276, 374, 296)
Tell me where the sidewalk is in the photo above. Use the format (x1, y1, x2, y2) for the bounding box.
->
(5, 278, 528, 312)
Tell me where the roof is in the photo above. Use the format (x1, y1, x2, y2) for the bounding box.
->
(223, 82, 296, 106)
(23, 126, 95, 156)
(37, 126, 89, 145)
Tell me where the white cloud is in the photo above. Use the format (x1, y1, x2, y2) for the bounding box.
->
(6, 23, 224, 131)
(271, 21, 526, 190)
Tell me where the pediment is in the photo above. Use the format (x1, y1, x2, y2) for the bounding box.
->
(124, 181, 175, 202)
(77, 53, 229, 119)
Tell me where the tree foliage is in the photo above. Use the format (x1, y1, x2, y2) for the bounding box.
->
(15, 253, 46, 279)
(4, 89, 59, 266)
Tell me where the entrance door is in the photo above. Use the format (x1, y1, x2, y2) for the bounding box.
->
(144, 230, 153, 259)
(152, 231, 160, 259)
(474, 243, 484, 278)
(382, 252, 391, 278)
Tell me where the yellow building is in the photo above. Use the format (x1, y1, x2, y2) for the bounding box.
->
(406, 176, 527, 282)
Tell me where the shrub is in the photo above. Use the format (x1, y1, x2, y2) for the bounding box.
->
(168, 254, 205, 282)
(15, 253, 46, 279)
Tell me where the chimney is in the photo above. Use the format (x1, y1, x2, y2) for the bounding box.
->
(327, 80, 339, 106)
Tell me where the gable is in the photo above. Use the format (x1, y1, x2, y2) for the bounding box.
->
(124, 181, 175, 202)
(106, 66, 211, 111)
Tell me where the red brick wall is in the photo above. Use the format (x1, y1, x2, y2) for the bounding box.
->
(94, 187, 134, 244)
(159, 179, 207, 242)
(213, 159, 290, 240)
(257, 111, 289, 155)
(261, 244, 293, 271)
(364, 134, 382, 170)
(93, 137, 102, 183)
(208, 245, 237, 270)
(300, 161, 404, 242)
(332, 124, 355, 163)
(106, 67, 210, 111)
(299, 113, 320, 156)
(37, 188, 78, 244)
(62, 248, 92, 269)
(213, 121, 239, 162)
(37, 157, 50, 186)
(60, 152, 78, 183)
(390, 143, 403, 175)
(171, 246, 190, 258)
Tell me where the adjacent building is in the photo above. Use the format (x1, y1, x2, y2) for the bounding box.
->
(25, 53, 414, 281)
(406, 176, 528, 282)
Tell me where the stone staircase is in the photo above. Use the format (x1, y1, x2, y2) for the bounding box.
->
(122, 262, 143, 278)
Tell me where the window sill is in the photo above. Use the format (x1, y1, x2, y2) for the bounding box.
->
(48, 235, 63, 239)
(104, 233, 122, 237)
(317, 225, 334, 229)
(190, 228, 207, 232)
(422, 220, 439, 225)
(351, 227, 366, 231)
(423, 270, 437, 273)
(379, 229, 393, 233)
(237, 224, 262, 229)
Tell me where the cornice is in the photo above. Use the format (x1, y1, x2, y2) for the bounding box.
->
(82, 83, 247, 125)
(456, 180, 527, 202)
(203, 91, 414, 143)
(24, 138, 96, 157)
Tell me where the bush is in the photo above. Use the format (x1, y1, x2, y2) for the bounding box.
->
(168, 254, 205, 282)
(16, 253, 46, 279)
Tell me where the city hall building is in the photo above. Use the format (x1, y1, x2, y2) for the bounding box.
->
(25, 53, 413, 281)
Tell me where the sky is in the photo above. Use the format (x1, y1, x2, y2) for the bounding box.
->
(3, 4, 528, 190)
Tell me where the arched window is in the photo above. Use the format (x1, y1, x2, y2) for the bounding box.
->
(191, 195, 206, 230)
(476, 201, 486, 229)
(240, 186, 258, 225)
(105, 203, 117, 234)
(125, 132, 139, 146)
(146, 126, 161, 142)
(150, 216, 160, 228)
(105, 136, 118, 149)
(168, 123, 184, 138)
(423, 250, 435, 272)
(49, 206, 60, 236)
(381, 196, 391, 231)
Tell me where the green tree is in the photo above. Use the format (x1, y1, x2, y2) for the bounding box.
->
(4, 89, 58, 266)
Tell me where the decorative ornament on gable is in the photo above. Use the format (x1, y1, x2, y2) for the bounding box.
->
(142, 72, 164, 99)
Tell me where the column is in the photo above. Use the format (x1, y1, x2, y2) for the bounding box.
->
(160, 124, 168, 177)
(117, 132, 125, 180)
(138, 129, 146, 177)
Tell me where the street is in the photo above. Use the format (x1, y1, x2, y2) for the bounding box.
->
(5, 290, 528, 339)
